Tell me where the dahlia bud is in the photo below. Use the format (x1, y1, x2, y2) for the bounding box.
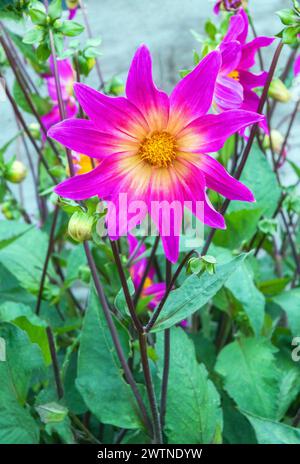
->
(5, 160, 27, 183)
(29, 122, 41, 140)
(66, 0, 79, 8)
(68, 211, 94, 242)
(1, 201, 14, 220)
(268, 78, 291, 102)
(263, 130, 284, 154)
(86, 57, 96, 72)
(105, 77, 125, 96)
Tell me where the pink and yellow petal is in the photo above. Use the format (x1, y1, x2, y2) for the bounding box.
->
(126, 45, 169, 132)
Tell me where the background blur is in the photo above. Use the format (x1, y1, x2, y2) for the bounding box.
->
(2, 0, 299, 212)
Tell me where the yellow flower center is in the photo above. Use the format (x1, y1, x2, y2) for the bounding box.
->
(228, 70, 240, 81)
(138, 131, 177, 168)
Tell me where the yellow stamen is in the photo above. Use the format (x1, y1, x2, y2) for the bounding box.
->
(228, 70, 240, 81)
(138, 131, 177, 168)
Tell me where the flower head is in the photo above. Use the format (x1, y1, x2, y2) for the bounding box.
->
(49, 45, 262, 262)
(66, 0, 79, 20)
(215, 9, 274, 133)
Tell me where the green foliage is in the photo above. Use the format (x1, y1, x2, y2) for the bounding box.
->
(156, 328, 223, 444)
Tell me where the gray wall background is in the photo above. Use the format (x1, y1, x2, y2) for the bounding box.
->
(2, 0, 299, 212)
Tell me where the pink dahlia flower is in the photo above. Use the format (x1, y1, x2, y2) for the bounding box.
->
(49, 45, 262, 262)
(215, 9, 273, 134)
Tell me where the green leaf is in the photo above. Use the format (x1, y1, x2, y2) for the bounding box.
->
(0, 264, 35, 306)
(151, 253, 247, 332)
(222, 395, 257, 444)
(225, 261, 265, 336)
(0, 220, 32, 249)
(0, 227, 55, 294)
(48, 0, 62, 20)
(29, 8, 47, 25)
(0, 302, 50, 365)
(23, 27, 44, 45)
(228, 144, 281, 218)
(0, 322, 45, 404)
(0, 399, 40, 444)
(243, 412, 300, 444)
(59, 20, 84, 37)
(13, 80, 52, 115)
(156, 328, 222, 444)
(273, 289, 300, 336)
(36, 402, 68, 423)
(216, 337, 280, 420)
(214, 209, 262, 250)
(76, 287, 144, 429)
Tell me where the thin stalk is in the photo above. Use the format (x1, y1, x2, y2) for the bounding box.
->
(160, 259, 172, 429)
(133, 236, 160, 306)
(48, 29, 75, 176)
(79, 0, 105, 89)
(0, 32, 62, 163)
(69, 412, 102, 444)
(2, 77, 56, 182)
(276, 99, 300, 169)
(139, 332, 163, 444)
(146, 249, 197, 332)
(84, 242, 152, 433)
(36, 205, 59, 315)
(110, 240, 144, 333)
(46, 326, 64, 399)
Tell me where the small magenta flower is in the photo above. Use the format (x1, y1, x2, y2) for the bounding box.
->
(49, 45, 262, 262)
(42, 58, 77, 135)
(215, 9, 274, 132)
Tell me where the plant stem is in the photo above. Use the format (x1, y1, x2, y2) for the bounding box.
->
(160, 259, 172, 429)
(0, 30, 62, 163)
(133, 236, 160, 306)
(78, 0, 105, 89)
(146, 249, 197, 332)
(48, 29, 75, 176)
(46, 326, 64, 399)
(139, 331, 163, 444)
(276, 99, 300, 169)
(36, 205, 59, 315)
(2, 75, 57, 182)
(84, 242, 152, 433)
(110, 240, 144, 333)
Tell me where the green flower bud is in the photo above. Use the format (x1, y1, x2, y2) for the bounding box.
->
(1, 201, 14, 220)
(5, 160, 27, 183)
(268, 78, 291, 102)
(263, 130, 284, 154)
(29, 122, 41, 140)
(68, 211, 94, 242)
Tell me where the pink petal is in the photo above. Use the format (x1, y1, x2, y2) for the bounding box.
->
(74, 82, 149, 139)
(238, 70, 268, 89)
(241, 90, 268, 134)
(48, 118, 134, 159)
(182, 164, 226, 229)
(178, 110, 263, 153)
(169, 50, 221, 126)
(199, 154, 255, 202)
(239, 37, 274, 70)
(215, 75, 244, 111)
(223, 10, 247, 43)
(54, 164, 106, 200)
(143, 282, 166, 310)
(220, 41, 242, 75)
(125, 45, 169, 131)
(294, 55, 300, 77)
